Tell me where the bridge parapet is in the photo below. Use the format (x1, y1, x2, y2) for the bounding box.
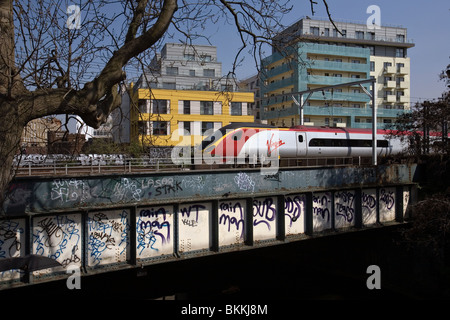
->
(0, 164, 417, 289)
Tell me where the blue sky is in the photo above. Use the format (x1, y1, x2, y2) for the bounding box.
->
(209, 0, 450, 103)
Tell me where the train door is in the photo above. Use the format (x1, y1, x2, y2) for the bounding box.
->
(296, 132, 307, 157)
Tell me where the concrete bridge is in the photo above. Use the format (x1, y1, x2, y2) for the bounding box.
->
(0, 164, 418, 290)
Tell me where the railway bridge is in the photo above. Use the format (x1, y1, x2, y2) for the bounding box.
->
(0, 163, 418, 292)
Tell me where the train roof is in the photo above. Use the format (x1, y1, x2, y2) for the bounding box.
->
(288, 125, 389, 135)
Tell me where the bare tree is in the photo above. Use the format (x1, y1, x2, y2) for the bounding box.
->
(0, 0, 332, 210)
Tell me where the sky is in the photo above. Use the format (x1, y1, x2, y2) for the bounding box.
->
(208, 0, 450, 104)
(62, 0, 449, 133)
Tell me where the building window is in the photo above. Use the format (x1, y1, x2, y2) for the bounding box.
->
(396, 34, 405, 42)
(152, 100, 168, 114)
(203, 69, 215, 77)
(201, 55, 212, 62)
(200, 101, 214, 115)
(202, 122, 214, 135)
(324, 28, 330, 37)
(189, 69, 196, 76)
(370, 61, 375, 72)
(152, 121, 168, 135)
(138, 121, 147, 135)
(368, 32, 375, 40)
(396, 48, 405, 58)
(356, 31, 364, 39)
(166, 67, 178, 76)
(396, 76, 405, 85)
(184, 54, 195, 61)
(341, 30, 347, 38)
(183, 121, 191, 134)
(230, 102, 242, 116)
(368, 46, 375, 55)
(162, 82, 176, 89)
(397, 63, 405, 72)
(138, 99, 148, 113)
(183, 101, 191, 114)
(310, 27, 319, 36)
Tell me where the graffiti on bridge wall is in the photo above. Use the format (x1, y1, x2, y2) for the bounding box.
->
(0, 186, 408, 285)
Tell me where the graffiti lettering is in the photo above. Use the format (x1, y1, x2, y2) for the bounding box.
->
(155, 181, 182, 196)
(380, 188, 395, 210)
(0, 220, 23, 259)
(284, 195, 303, 227)
(234, 172, 255, 192)
(219, 202, 245, 238)
(87, 210, 129, 266)
(253, 198, 276, 230)
(313, 194, 331, 222)
(335, 191, 355, 223)
(362, 192, 377, 211)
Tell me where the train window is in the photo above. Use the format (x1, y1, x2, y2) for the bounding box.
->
(298, 135, 304, 143)
(309, 138, 389, 148)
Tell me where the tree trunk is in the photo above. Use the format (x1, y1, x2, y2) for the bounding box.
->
(0, 0, 178, 213)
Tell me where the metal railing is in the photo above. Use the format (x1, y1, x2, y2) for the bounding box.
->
(13, 156, 362, 177)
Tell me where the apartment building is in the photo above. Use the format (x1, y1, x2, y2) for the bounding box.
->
(126, 43, 254, 147)
(261, 17, 414, 129)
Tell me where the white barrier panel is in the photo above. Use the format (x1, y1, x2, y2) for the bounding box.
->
(0, 219, 26, 282)
(362, 188, 377, 225)
(218, 200, 245, 247)
(32, 214, 82, 276)
(284, 194, 305, 236)
(178, 203, 211, 253)
(313, 192, 332, 232)
(136, 206, 173, 259)
(334, 190, 356, 229)
(253, 197, 277, 241)
(403, 186, 411, 218)
(87, 210, 130, 267)
(379, 187, 396, 222)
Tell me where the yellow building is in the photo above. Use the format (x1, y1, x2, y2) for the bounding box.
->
(130, 88, 254, 147)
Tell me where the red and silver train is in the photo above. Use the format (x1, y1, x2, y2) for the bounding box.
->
(200, 122, 406, 160)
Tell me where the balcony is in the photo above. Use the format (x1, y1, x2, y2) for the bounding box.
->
(384, 66, 396, 74)
(306, 75, 368, 86)
(308, 60, 369, 73)
(264, 63, 295, 78)
(384, 81, 396, 89)
(397, 82, 408, 90)
(397, 96, 409, 103)
(384, 95, 396, 103)
(397, 66, 408, 74)
(309, 91, 370, 103)
(261, 105, 407, 121)
(266, 76, 296, 91)
(303, 43, 370, 59)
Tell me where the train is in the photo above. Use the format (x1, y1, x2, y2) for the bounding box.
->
(200, 122, 406, 161)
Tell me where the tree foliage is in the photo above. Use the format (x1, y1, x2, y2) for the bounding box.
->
(0, 0, 333, 210)
(390, 65, 450, 158)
